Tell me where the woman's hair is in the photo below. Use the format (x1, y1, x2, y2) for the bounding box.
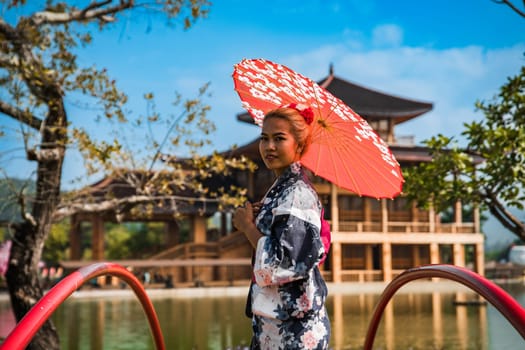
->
(264, 107, 312, 156)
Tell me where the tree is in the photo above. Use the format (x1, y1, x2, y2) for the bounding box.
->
(0, 1, 252, 349)
(403, 66, 525, 241)
(492, 0, 525, 18)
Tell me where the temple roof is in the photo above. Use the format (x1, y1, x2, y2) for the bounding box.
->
(225, 137, 434, 167)
(237, 65, 433, 125)
(223, 137, 484, 168)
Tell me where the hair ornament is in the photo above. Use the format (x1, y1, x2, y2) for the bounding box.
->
(281, 103, 314, 125)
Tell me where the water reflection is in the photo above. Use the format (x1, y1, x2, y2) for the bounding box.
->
(1, 284, 524, 349)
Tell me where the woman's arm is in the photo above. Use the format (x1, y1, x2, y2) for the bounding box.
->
(233, 202, 263, 248)
(253, 186, 324, 287)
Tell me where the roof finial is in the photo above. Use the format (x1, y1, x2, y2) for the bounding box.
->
(329, 63, 334, 76)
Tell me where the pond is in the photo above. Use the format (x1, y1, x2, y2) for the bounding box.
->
(1, 282, 524, 349)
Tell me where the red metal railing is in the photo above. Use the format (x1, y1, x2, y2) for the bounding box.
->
(0, 262, 165, 350)
(1, 263, 524, 349)
(363, 264, 525, 350)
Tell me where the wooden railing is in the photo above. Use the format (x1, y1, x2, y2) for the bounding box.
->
(218, 231, 249, 252)
(149, 242, 219, 260)
(338, 270, 383, 282)
(337, 220, 477, 234)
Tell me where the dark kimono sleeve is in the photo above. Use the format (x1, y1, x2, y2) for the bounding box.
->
(253, 185, 324, 287)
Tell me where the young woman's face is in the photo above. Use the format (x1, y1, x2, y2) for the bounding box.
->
(259, 117, 301, 176)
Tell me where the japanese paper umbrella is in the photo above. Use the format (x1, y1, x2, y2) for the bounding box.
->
(232, 58, 404, 199)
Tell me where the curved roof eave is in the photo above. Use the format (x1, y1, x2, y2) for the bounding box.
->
(236, 73, 433, 125)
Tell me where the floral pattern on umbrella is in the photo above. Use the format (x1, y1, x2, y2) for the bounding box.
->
(233, 58, 404, 199)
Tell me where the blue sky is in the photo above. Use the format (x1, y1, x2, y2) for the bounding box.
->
(71, 0, 524, 154)
(1, 1, 524, 245)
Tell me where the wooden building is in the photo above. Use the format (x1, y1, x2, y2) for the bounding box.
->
(231, 66, 484, 282)
(64, 67, 484, 286)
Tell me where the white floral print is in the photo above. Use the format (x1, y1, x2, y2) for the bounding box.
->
(246, 163, 330, 349)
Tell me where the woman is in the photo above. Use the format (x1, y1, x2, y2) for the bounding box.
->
(233, 104, 331, 350)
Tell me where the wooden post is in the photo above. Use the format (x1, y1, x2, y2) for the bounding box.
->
(330, 183, 339, 233)
(430, 243, 440, 264)
(454, 200, 462, 224)
(331, 242, 342, 283)
(164, 220, 179, 247)
(475, 243, 485, 276)
(473, 205, 480, 233)
(382, 242, 392, 282)
(365, 245, 373, 270)
(453, 243, 465, 268)
(363, 198, 371, 222)
(192, 215, 207, 244)
(91, 215, 104, 260)
(430, 242, 440, 282)
(69, 214, 82, 260)
(381, 199, 388, 233)
(429, 202, 436, 233)
(412, 245, 421, 267)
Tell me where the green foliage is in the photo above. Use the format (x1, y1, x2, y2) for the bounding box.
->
(104, 222, 174, 259)
(105, 224, 131, 259)
(42, 220, 70, 265)
(403, 66, 525, 240)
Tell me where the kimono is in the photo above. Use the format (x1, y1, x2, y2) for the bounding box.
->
(247, 162, 330, 350)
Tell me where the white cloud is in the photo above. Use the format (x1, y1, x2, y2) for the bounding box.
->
(274, 42, 525, 147)
(372, 24, 404, 47)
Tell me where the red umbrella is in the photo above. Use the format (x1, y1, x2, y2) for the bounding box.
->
(232, 58, 404, 199)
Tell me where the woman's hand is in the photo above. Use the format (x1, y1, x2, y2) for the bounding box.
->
(252, 201, 262, 218)
(233, 202, 262, 248)
(233, 202, 255, 232)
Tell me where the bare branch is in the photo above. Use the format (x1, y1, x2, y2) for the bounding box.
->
(31, 0, 134, 25)
(0, 100, 42, 130)
(485, 189, 525, 240)
(53, 193, 220, 221)
(492, 0, 525, 18)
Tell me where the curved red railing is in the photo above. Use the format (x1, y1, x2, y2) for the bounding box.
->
(0, 262, 165, 350)
(363, 264, 525, 350)
(2, 263, 524, 349)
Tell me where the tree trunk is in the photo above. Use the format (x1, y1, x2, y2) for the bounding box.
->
(5, 96, 66, 349)
(6, 223, 60, 349)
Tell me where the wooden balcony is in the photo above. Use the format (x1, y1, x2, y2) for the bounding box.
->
(336, 221, 476, 234)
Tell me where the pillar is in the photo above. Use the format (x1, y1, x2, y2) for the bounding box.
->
(429, 202, 436, 233)
(381, 199, 388, 233)
(330, 183, 339, 233)
(331, 242, 342, 283)
(192, 215, 207, 243)
(363, 198, 371, 222)
(454, 200, 463, 224)
(69, 214, 82, 260)
(365, 245, 373, 270)
(453, 243, 465, 267)
(473, 205, 480, 233)
(475, 243, 485, 276)
(430, 242, 439, 282)
(91, 215, 104, 260)
(164, 220, 180, 247)
(382, 242, 392, 282)
(430, 243, 439, 264)
(412, 245, 421, 267)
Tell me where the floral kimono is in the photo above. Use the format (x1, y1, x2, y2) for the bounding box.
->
(247, 162, 330, 350)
